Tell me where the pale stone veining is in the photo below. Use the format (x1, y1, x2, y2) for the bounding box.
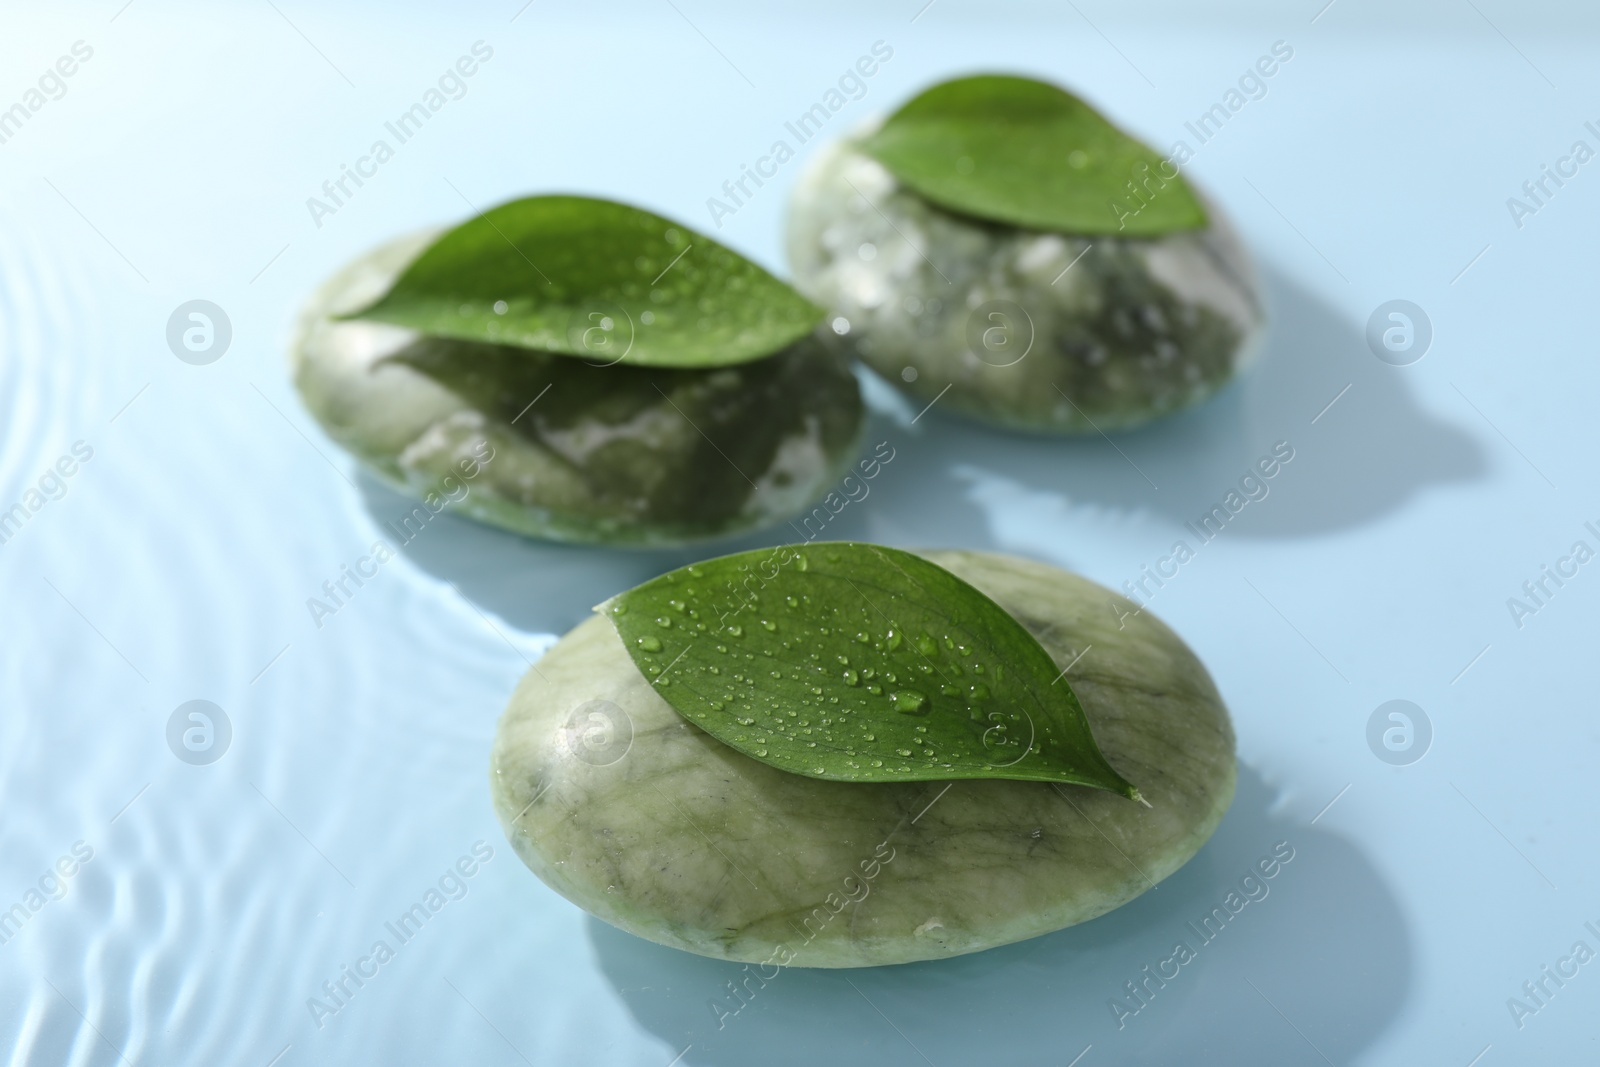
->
(490, 550, 1236, 967)
(290, 231, 864, 546)
(786, 133, 1265, 434)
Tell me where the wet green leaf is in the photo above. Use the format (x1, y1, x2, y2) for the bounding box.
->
(602, 542, 1139, 797)
(342, 195, 823, 367)
(861, 74, 1207, 236)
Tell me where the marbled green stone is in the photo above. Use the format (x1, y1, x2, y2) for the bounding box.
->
(290, 232, 864, 546)
(490, 550, 1236, 967)
(786, 133, 1265, 434)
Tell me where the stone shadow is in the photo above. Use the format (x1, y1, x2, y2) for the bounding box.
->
(866, 264, 1486, 543)
(589, 764, 1411, 1066)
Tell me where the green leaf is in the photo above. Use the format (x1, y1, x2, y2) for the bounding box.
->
(860, 74, 1207, 236)
(601, 542, 1140, 798)
(341, 195, 824, 368)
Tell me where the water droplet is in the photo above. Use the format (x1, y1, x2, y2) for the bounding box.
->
(795, 554, 808, 572)
(610, 603, 628, 615)
(786, 595, 799, 608)
(638, 636, 663, 652)
(812, 766, 827, 774)
(892, 690, 928, 715)
(843, 669, 859, 686)
(726, 625, 743, 637)
(866, 684, 883, 695)
(761, 619, 777, 632)
(915, 633, 939, 657)
(885, 630, 903, 651)
(854, 632, 871, 644)
(668, 599, 687, 613)
(870, 758, 883, 768)
(969, 683, 989, 701)
(655, 616, 673, 628)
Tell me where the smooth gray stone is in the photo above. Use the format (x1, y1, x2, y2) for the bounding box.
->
(490, 550, 1236, 968)
(289, 231, 864, 546)
(786, 133, 1265, 434)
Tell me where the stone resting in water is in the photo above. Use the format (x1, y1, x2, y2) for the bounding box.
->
(290, 231, 864, 547)
(490, 550, 1236, 968)
(786, 127, 1265, 435)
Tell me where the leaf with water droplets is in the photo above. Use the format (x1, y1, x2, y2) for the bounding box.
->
(599, 542, 1139, 798)
(860, 74, 1207, 236)
(340, 195, 823, 367)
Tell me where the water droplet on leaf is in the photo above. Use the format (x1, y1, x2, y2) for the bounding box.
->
(892, 690, 928, 715)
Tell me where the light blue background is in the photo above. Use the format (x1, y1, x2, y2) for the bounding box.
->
(2, 1, 1597, 1064)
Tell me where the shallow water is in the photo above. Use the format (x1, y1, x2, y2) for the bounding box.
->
(3, 5, 1599, 1065)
